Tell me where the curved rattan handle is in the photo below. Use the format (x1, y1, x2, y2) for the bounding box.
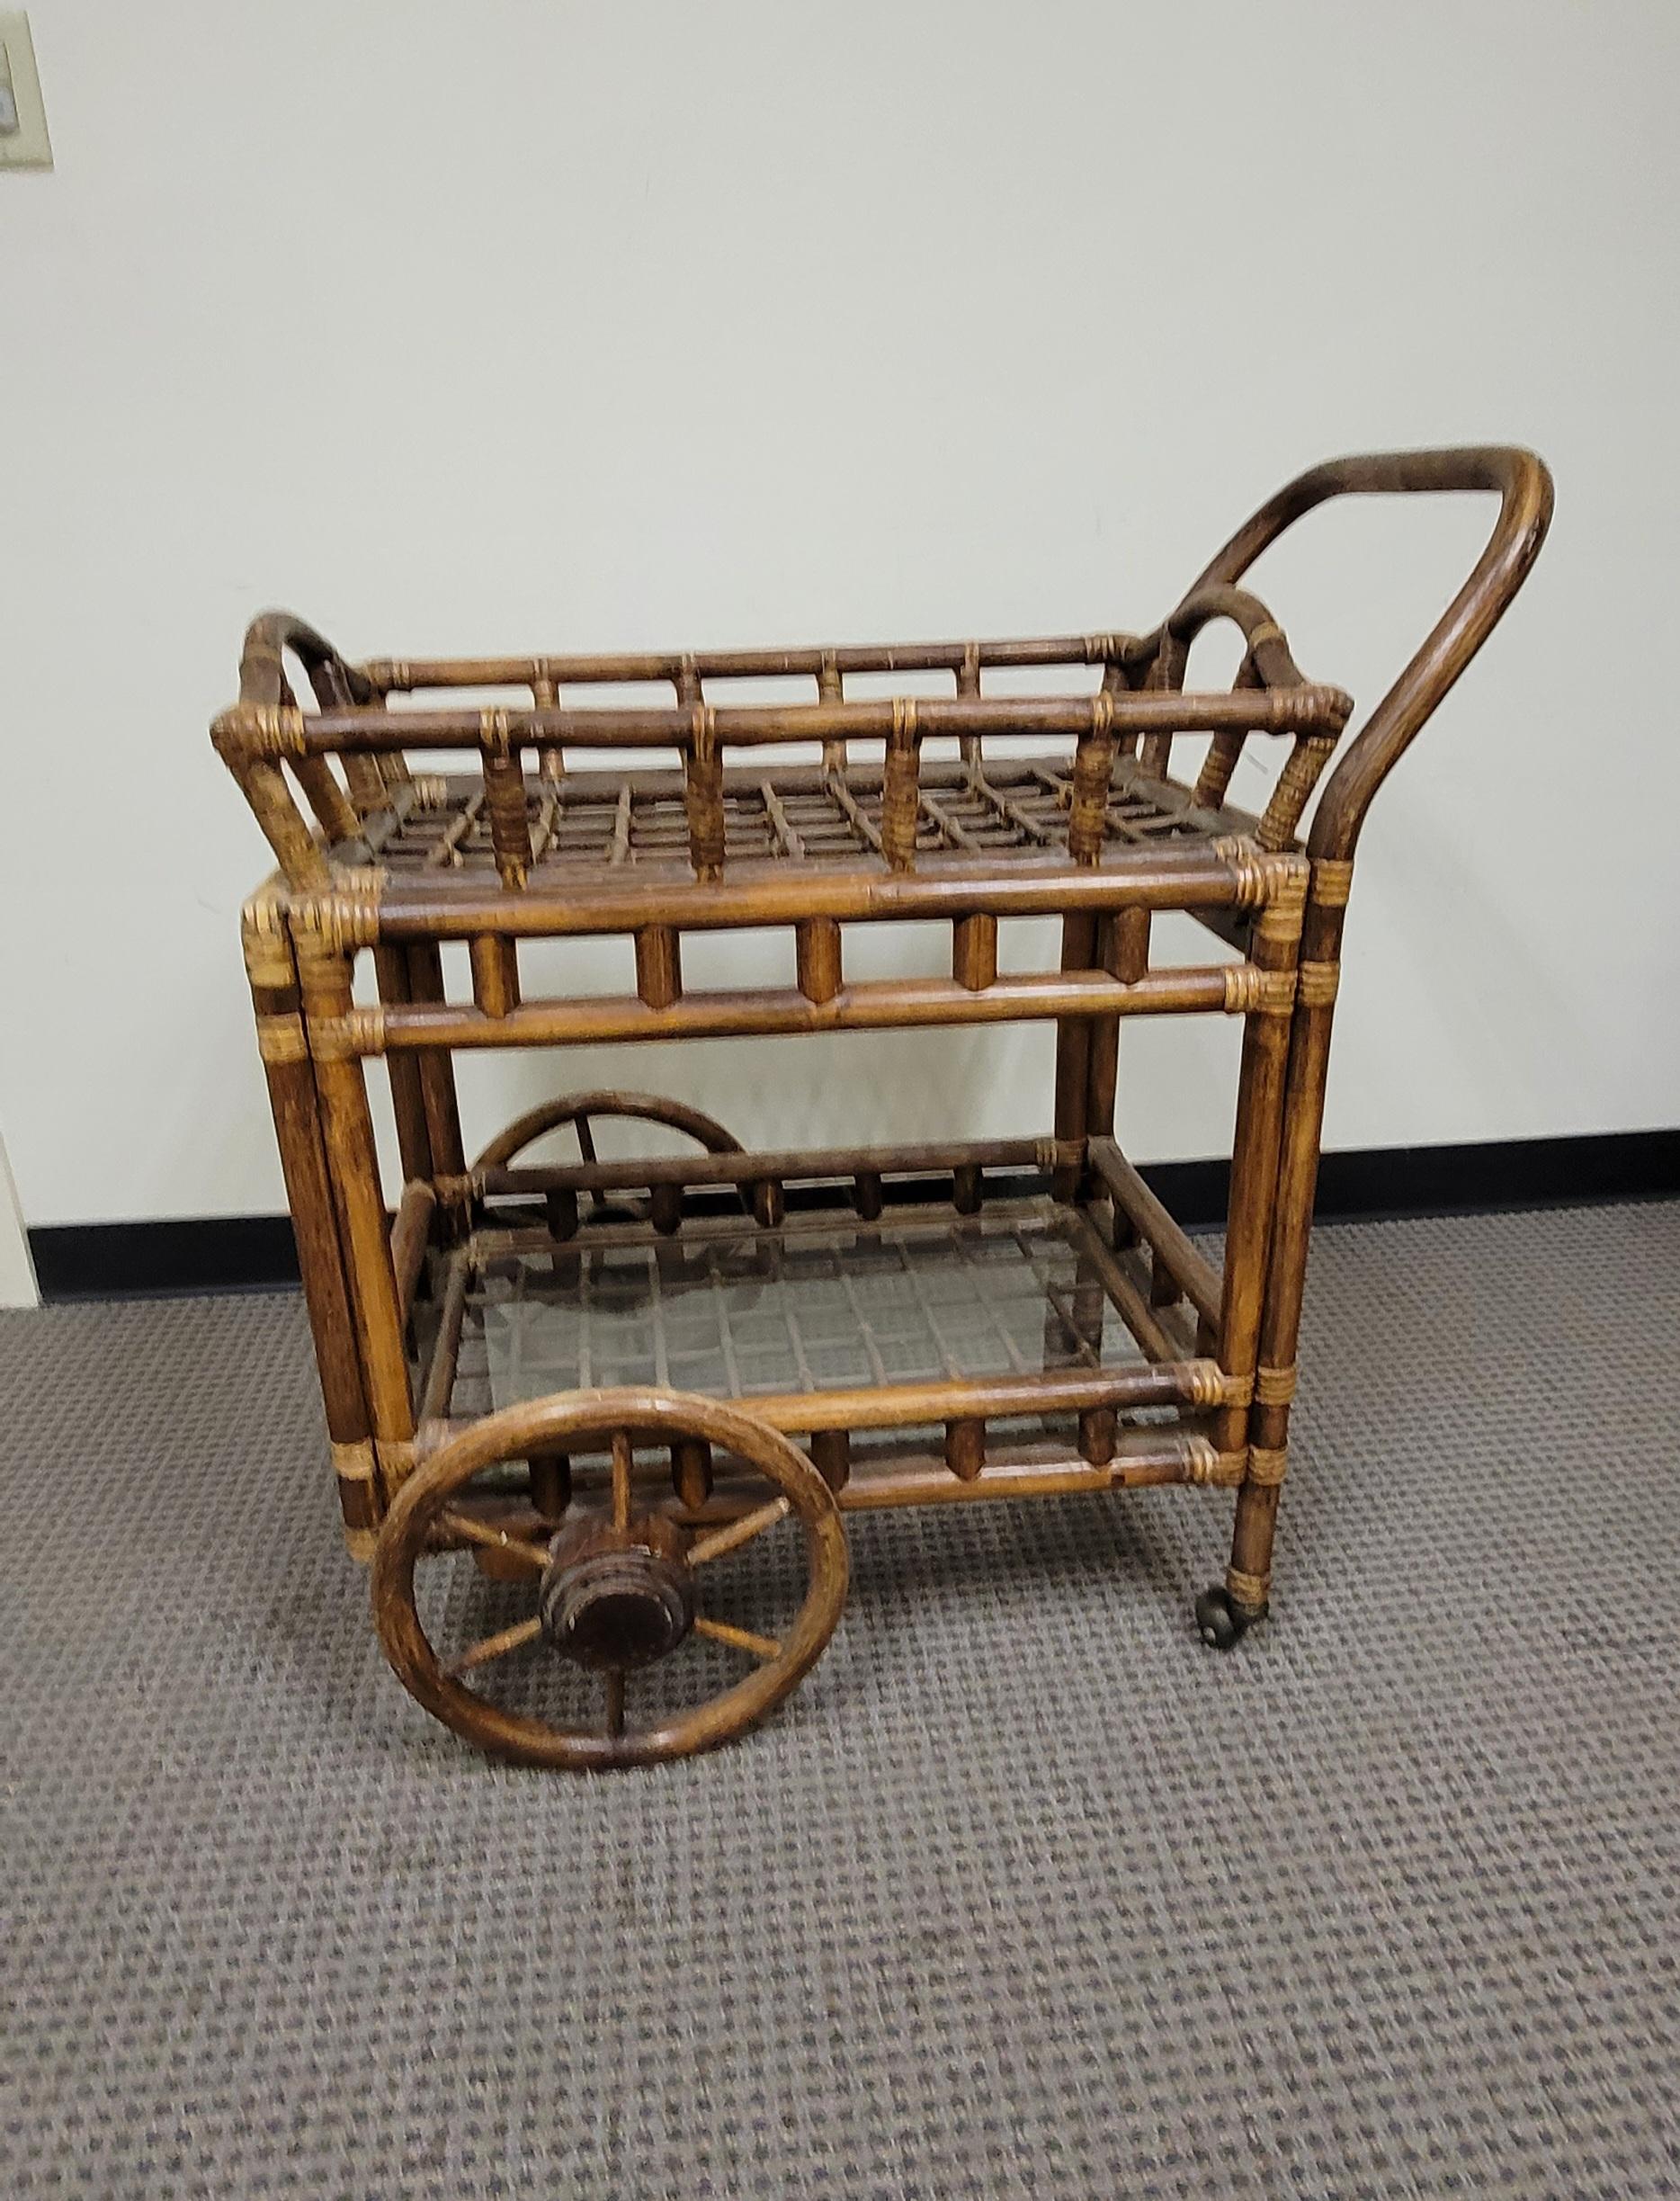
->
(1184, 446, 1554, 861)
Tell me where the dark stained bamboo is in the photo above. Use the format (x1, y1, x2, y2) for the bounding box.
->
(372, 944, 434, 1185)
(354, 964, 1263, 1057)
(795, 917, 842, 1004)
(221, 443, 1552, 1763)
(1086, 1137, 1222, 1331)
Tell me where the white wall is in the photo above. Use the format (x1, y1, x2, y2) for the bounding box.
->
(3, 0, 1676, 1227)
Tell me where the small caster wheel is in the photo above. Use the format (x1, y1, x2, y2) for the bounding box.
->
(1195, 1585, 1258, 1651)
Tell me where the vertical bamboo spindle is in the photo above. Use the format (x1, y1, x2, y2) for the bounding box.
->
(636, 926, 683, 1011)
(405, 942, 466, 1191)
(796, 917, 842, 1004)
(1051, 912, 1098, 1200)
(372, 944, 434, 1185)
(879, 701, 921, 872)
(945, 1419, 986, 1481)
(673, 1437, 713, 1511)
(684, 707, 726, 881)
(469, 935, 520, 1018)
(1067, 701, 1115, 863)
(1137, 634, 1187, 780)
(532, 673, 565, 783)
(818, 654, 844, 773)
(531, 1451, 571, 1522)
(952, 911, 997, 991)
(957, 641, 982, 768)
(480, 709, 532, 890)
(810, 1428, 851, 1492)
(1195, 652, 1259, 810)
(1085, 905, 1150, 1142)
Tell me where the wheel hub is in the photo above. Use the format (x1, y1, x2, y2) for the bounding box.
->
(539, 1514, 693, 1669)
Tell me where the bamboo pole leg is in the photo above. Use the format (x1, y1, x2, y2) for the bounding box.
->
(296, 928, 417, 1500)
(1051, 912, 1097, 1201)
(243, 902, 378, 1553)
(374, 944, 434, 1186)
(1202, 884, 1338, 1648)
(405, 941, 468, 1237)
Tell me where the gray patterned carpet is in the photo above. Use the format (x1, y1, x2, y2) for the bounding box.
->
(3, 1201, 1678, 2198)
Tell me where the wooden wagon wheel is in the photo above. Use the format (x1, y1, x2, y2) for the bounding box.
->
(473, 1089, 749, 1233)
(371, 1390, 848, 1770)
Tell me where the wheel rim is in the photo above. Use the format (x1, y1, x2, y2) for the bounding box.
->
(371, 1389, 848, 1770)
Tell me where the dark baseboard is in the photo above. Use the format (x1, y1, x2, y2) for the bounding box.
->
(27, 1128, 1678, 1302)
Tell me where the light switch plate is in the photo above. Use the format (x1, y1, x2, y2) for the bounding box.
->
(0, 13, 52, 169)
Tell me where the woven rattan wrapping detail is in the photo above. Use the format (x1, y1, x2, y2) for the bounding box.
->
(1257, 734, 1337, 852)
(409, 774, 448, 810)
(1226, 1562, 1272, 1609)
(1255, 1362, 1298, 1406)
(292, 870, 385, 961)
(1222, 964, 1296, 1015)
(255, 1013, 309, 1066)
(1182, 1436, 1222, 1485)
(1219, 1370, 1256, 1409)
(1312, 855, 1355, 906)
(1255, 857, 1311, 941)
(1296, 960, 1342, 1008)
(1246, 1445, 1290, 1487)
(327, 1007, 386, 1060)
(238, 704, 308, 758)
(1184, 1363, 1228, 1411)
(239, 895, 295, 989)
(331, 1438, 378, 1485)
(1032, 1136, 1084, 1174)
(1211, 834, 1270, 908)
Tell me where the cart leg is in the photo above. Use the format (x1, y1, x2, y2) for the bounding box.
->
(373, 944, 435, 1188)
(404, 941, 467, 1233)
(242, 897, 379, 1553)
(293, 914, 418, 1504)
(1050, 915, 1096, 1201)
(1200, 871, 1340, 1648)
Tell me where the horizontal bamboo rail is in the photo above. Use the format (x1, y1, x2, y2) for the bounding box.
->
(331, 964, 1278, 1058)
(362, 633, 1158, 688)
(223, 684, 1351, 758)
(1087, 1135, 1223, 1331)
(471, 1133, 1049, 1199)
(366, 844, 1307, 939)
(423, 1358, 1233, 1443)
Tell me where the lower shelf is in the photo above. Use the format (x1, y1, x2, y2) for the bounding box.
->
(407, 1184, 1241, 1517)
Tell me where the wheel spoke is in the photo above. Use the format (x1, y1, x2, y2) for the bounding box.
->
(438, 1508, 551, 1572)
(694, 1614, 782, 1662)
(610, 1429, 635, 1533)
(687, 1495, 791, 1568)
(444, 1615, 543, 1678)
(603, 1667, 627, 1737)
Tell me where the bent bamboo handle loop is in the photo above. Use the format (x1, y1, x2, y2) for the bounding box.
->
(1185, 447, 1554, 861)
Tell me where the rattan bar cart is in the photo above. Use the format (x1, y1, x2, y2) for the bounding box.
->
(218, 446, 1550, 1769)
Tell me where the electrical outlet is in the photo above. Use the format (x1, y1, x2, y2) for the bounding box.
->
(0, 13, 52, 169)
